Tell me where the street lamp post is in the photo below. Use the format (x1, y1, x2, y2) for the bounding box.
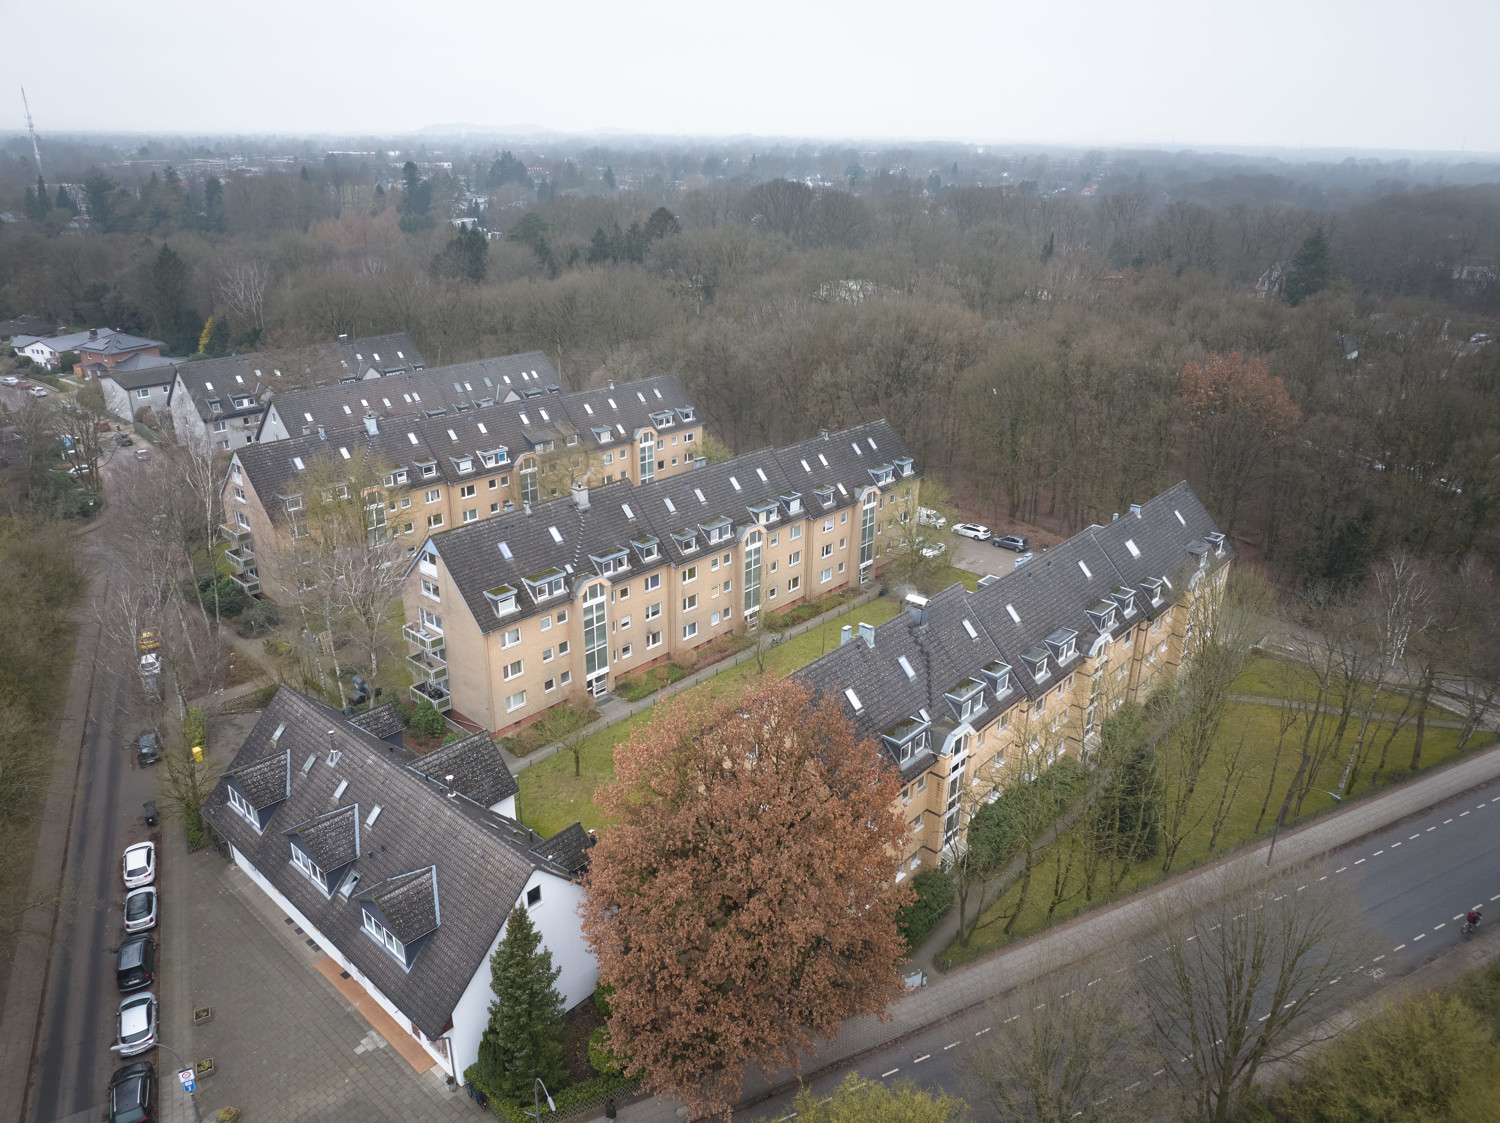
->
(525, 1078, 556, 1121)
(149, 1041, 203, 1123)
(1265, 785, 1341, 866)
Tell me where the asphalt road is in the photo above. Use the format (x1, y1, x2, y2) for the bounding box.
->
(745, 775, 1500, 1119)
(18, 427, 163, 1123)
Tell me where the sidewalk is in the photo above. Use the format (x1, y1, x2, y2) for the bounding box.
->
(500, 590, 881, 775)
(603, 739, 1500, 1122)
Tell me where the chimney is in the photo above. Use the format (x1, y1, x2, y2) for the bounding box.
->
(820, 428, 830, 440)
(522, 500, 531, 515)
(317, 426, 326, 440)
(326, 729, 340, 767)
(904, 592, 930, 627)
(1130, 503, 1142, 518)
(858, 621, 875, 647)
(840, 624, 852, 646)
(1112, 512, 1119, 521)
(363, 413, 378, 436)
(607, 379, 616, 390)
(89, 328, 99, 340)
(338, 333, 348, 341)
(572, 482, 590, 510)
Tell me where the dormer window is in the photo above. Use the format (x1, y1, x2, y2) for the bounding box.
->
(676, 406, 695, 423)
(894, 456, 914, 477)
(1021, 648, 1051, 682)
(1139, 578, 1163, 607)
(869, 464, 896, 487)
(882, 716, 932, 764)
(1087, 601, 1118, 634)
(979, 659, 1013, 698)
(282, 493, 304, 512)
(361, 909, 409, 966)
(945, 677, 986, 723)
(414, 458, 438, 479)
(524, 569, 568, 602)
(631, 535, 660, 562)
(384, 469, 408, 487)
(672, 530, 699, 554)
(226, 786, 261, 830)
(480, 448, 509, 468)
(814, 485, 835, 508)
(591, 547, 631, 576)
(1044, 628, 1078, 664)
(1205, 531, 1226, 556)
(485, 584, 518, 617)
(1114, 586, 1139, 616)
(747, 501, 780, 526)
(451, 456, 474, 474)
(289, 842, 328, 894)
(650, 410, 674, 428)
(700, 517, 732, 544)
(780, 492, 803, 516)
(592, 426, 614, 444)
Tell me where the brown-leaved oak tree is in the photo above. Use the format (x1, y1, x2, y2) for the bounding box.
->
(580, 679, 911, 1118)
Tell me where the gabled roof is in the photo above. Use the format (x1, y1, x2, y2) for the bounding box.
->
(287, 804, 360, 870)
(407, 733, 519, 808)
(170, 334, 426, 423)
(364, 867, 439, 944)
(229, 749, 290, 809)
(424, 419, 915, 634)
(530, 823, 592, 875)
(796, 482, 1226, 771)
(202, 687, 576, 1039)
(349, 701, 405, 742)
(95, 352, 176, 376)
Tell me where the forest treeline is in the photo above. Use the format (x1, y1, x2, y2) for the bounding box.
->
(1, 141, 1498, 589)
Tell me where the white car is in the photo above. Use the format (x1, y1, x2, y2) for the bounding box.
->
(0, 376, 18, 386)
(112, 992, 158, 1057)
(917, 507, 947, 528)
(123, 842, 155, 889)
(952, 523, 991, 541)
(27, 385, 48, 398)
(123, 886, 157, 933)
(918, 538, 947, 559)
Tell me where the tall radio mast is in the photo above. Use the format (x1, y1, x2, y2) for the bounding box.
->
(20, 86, 42, 181)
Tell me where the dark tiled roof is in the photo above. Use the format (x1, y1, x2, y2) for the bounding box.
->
(366, 867, 440, 944)
(408, 733, 519, 807)
(231, 750, 290, 809)
(97, 354, 176, 384)
(201, 687, 573, 1039)
(531, 823, 591, 874)
(80, 331, 163, 356)
(426, 419, 914, 634)
(796, 482, 1226, 770)
(349, 702, 405, 741)
(288, 805, 360, 870)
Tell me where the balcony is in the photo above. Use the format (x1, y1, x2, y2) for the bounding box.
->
(403, 622, 444, 652)
(407, 649, 448, 683)
(220, 521, 252, 544)
(410, 680, 451, 713)
(224, 543, 256, 572)
(229, 569, 260, 595)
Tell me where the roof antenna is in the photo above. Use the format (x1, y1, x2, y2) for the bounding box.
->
(326, 730, 340, 767)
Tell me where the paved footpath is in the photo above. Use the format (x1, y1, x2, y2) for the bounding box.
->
(604, 740, 1500, 1122)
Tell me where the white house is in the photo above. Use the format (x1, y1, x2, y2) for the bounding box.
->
(202, 688, 597, 1084)
(12, 327, 161, 371)
(99, 359, 177, 421)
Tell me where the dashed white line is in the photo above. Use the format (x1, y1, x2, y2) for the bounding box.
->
(1137, 955, 1154, 963)
(1283, 1001, 1297, 1009)
(1318, 875, 1328, 882)
(1491, 895, 1500, 902)
(1258, 1014, 1270, 1022)
(1373, 955, 1385, 962)
(1153, 1069, 1166, 1077)
(1087, 977, 1102, 986)
(881, 1068, 900, 1078)
(1004, 1015, 1019, 1024)
(1445, 818, 1455, 824)
(1125, 1081, 1141, 1091)
(1355, 859, 1366, 865)
(1394, 944, 1406, 951)
(1297, 885, 1307, 891)
(1373, 850, 1384, 856)
(1428, 826, 1438, 832)
(914, 1054, 930, 1063)
(1410, 834, 1421, 840)
(1058, 991, 1073, 999)
(1391, 842, 1401, 848)
(1460, 811, 1471, 817)
(1033, 1004, 1047, 1011)
(1415, 933, 1427, 941)
(1336, 866, 1348, 873)
(1186, 935, 1198, 942)
(975, 1027, 991, 1036)
(944, 1041, 960, 1050)
(1435, 923, 1447, 930)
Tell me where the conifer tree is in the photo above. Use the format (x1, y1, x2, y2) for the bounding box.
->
(475, 903, 568, 1097)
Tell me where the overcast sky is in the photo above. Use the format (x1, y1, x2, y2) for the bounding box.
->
(11, 0, 1499, 153)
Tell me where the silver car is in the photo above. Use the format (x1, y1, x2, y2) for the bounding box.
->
(112, 992, 157, 1057)
(123, 887, 157, 933)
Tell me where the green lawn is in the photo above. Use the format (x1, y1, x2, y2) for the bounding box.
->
(1235, 653, 1431, 718)
(517, 594, 905, 837)
(939, 698, 1495, 968)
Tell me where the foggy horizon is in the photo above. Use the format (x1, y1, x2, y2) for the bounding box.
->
(12, 0, 1500, 155)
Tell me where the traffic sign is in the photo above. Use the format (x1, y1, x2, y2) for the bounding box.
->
(178, 1068, 195, 1093)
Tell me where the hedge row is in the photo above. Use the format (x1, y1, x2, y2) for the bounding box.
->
(462, 1066, 637, 1121)
(184, 707, 208, 754)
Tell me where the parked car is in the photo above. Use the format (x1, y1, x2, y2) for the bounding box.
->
(123, 887, 157, 933)
(917, 506, 947, 528)
(123, 842, 155, 889)
(112, 992, 158, 1057)
(108, 1060, 155, 1123)
(136, 732, 159, 766)
(919, 539, 947, 559)
(0, 375, 18, 386)
(13, 378, 33, 389)
(116, 934, 155, 992)
(952, 523, 991, 540)
(115, 433, 134, 447)
(27, 385, 48, 398)
(992, 534, 1030, 551)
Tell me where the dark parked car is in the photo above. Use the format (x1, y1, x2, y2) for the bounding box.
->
(136, 733, 159, 766)
(117, 934, 155, 992)
(991, 534, 1030, 552)
(108, 1061, 154, 1123)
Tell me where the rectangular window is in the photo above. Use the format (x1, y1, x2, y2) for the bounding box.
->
(504, 659, 523, 680)
(647, 630, 662, 649)
(770, 560, 778, 574)
(489, 478, 498, 490)
(421, 579, 440, 601)
(502, 627, 521, 648)
(645, 601, 661, 620)
(839, 537, 847, 549)
(401, 496, 411, 508)
(544, 677, 557, 693)
(427, 514, 443, 529)
(821, 543, 834, 558)
(557, 610, 568, 624)
(790, 525, 802, 540)
(557, 639, 570, 656)
(463, 508, 478, 523)
(617, 585, 630, 600)
(910, 816, 923, 833)
(618, 615, 631, 630)
(684, 566, 697, 583)
(789, 551, 801, 566)
(459, 484, 476, 498)
(645, 573, 660, 591)
(683, 594, 698, 611)
(490, 502, 500, 514)
(787, 575, 801, 592)
(425, 489, 440, 503)
(620, 643, 632, 659)
(540, 615, 551, 632)
(768, 586, 778, 600)
(710, 611, 720, 625)
(841, 512, 848, 524)
(402, 521, 414, 535)
(506, 691, 527, 712)
(542, 647, 554, 662)
(821, 568, 833, 583)
(838, 562, 846, 573)
(682, 622, 698, 640)
(560, 670, 572, 685)
(710, 557, 720, 571)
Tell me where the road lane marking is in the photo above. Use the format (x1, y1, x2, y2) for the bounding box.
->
(1004, 1015, 1020, 1023)
(1355, 859, 1366, 865)
(1373, 955, 1385, 962)
(1461, 812, 1471, 817)
(1154, 1069, 1166, 1077)
(1395, 944, 1406, 951)
(1374, 850, 1384, 856)
(944, 1041, 960, 1050)
(1259, 1014, 1270, 1021)
(1445, 818, 1454, 824)
(1138, 954, 1154, 962)
(1336, 866, 1348, 873)
(975, 1027, 991, 1036)
(1058, 991, 1073, 999)
(1319, 876, 1328, 882)
(1088, 978, 1102, 986)
(1297, 885, 1307, 891)
(1125, 1081, 1141, 1091)
(1454, 914, 1465, 920)
(1034, 1004, 1047, 1011)
(1283, 1001, 1297, 1009)
(1435, 923, 1446, 930)
(1410, 834, 1420, 840)
(1391, 843, 1401, 848)
(1187, 935, 1198, 942)
(881, 1068, 900, 1077)
(1415, 934, 1427, 941)
(1492, 895, 1500, 902)
(1428, 827, 1438, 832)
(914, 1054, 930, 1063)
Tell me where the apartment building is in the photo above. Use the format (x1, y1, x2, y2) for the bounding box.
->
(169, 333, 425, 450)
(796, 482, 1229, 879)
(402, 420, 919, 731)
(221, 374, 703, 601)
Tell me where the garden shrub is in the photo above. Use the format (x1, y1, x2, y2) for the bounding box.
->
(410, 698, 446, 736)
(896, 869, 955, 950)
